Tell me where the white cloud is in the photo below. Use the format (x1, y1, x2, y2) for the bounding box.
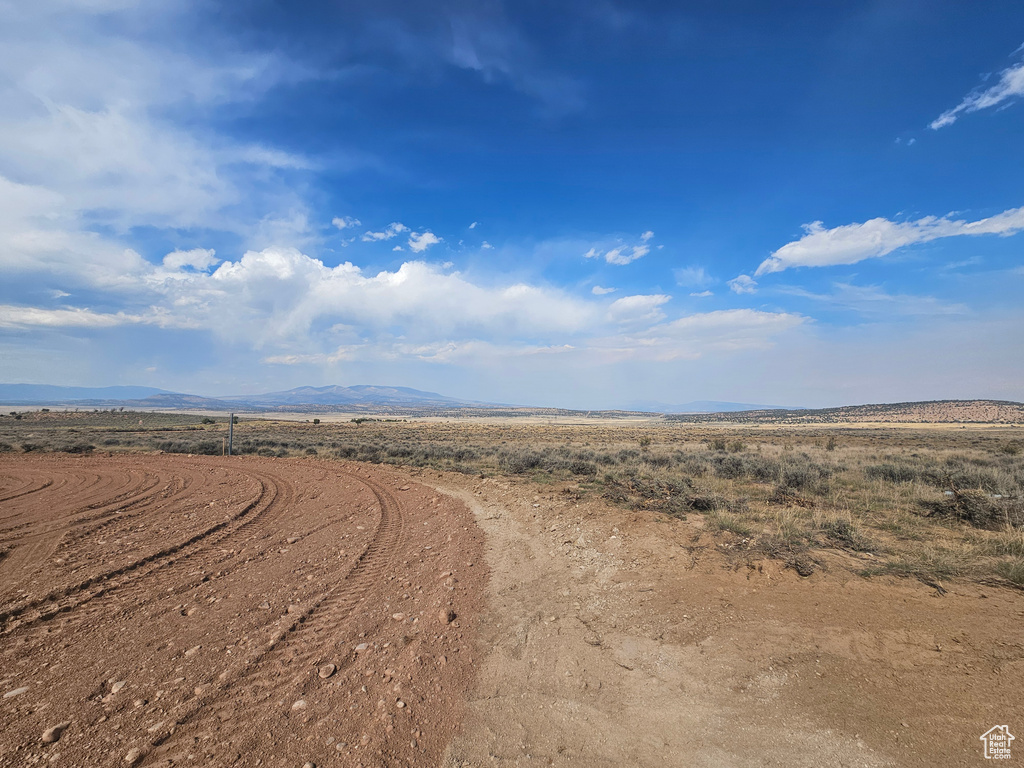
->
(163, 248, 218, 271)
(931, 52, 1024, 129)
(408, 230, 441, 253)
(362, 222, 409, 241)
(604, 244, 648, 266)
(481, 241, 494, 249)
(332, 216, 361, 230)
(674, 265, 714, 288)
(582, 232, 654, 265)
(0, 304, 182, 330)
(468, 221, 478, 229)
(756, 207, 1024, 276)
(607, 294, 671, 325)
(393, 245, 404, 251)
(728, 274, 757, 294)
(690, 290, 713, 297)
(591, 285, 615, 295)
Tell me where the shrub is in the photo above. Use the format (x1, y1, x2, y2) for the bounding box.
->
(61, 443, 95, 454)
(865, 463, 919, 484)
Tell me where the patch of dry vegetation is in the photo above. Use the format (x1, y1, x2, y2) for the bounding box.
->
(2, 409, 1023, 589)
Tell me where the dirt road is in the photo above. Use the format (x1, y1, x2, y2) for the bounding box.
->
(2, 455, 1021, 767)
(428, 472, 1023, 768)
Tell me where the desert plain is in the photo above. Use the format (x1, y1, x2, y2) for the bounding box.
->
(0, 407, 1022, 767)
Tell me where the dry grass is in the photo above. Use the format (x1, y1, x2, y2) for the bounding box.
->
(2, 409, 1022, 588)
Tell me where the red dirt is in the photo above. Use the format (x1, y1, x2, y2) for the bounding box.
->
(0, 454, 486, 767)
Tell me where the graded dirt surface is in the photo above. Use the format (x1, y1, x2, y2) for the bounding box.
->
(2, 454, 1022, 768)
(424, 471, 1023, 768)
(0, 454, 486, 767)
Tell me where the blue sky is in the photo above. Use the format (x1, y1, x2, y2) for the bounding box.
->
(1, 0, 1023, 408)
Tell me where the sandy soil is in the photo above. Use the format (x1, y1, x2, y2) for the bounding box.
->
(424, 472, 1023, 768)
(2, 455, 1021, 767)
(0, 455, 486, 767)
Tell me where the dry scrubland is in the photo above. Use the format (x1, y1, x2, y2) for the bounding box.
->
(2, 409, 1022, 591)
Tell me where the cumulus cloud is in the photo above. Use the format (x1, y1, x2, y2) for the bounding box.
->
(468, 221, 478, 229)
(640, 230, 654, 242)
(728, 274, 757, 294)
(756, 207, 1024, 276)
(362, 222, 409, 241)
(162, 248, 218, 271)
(931, 50, 1024, 129)
(591, 285, 615, 295)
(332, 216, 360, 230)
(690, 290, 713, 297)
(0, 236, 811, 373)
(481, 241, 494, 249)
(408, 230, 441, 253)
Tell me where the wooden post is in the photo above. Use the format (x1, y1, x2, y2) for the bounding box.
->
(228, 413, 234, 456)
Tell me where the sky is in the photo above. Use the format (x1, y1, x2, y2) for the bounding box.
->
(1, 0, 1023, 409)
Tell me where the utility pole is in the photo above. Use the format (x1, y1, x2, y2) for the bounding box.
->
(228, 413, 234, 456)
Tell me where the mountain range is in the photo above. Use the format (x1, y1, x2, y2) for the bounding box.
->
(0, 383, 475, 411)
(0, 383, 789, 414)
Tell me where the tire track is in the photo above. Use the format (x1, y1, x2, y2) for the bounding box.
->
(0, 469, 180, 606)
(142, 468, 407, 765)
(0, 467, 155, 540)
(0, 467, 274, 632)
(21, 465, 301, 639)
(0, 472, 58, 505)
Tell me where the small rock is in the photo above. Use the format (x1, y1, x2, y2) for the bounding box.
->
(396, 700, 406, 709)
(292, 699, 307, 711)
(355, 643, 368, 652)
(3, 686, 28, 698)
(439, 609, 456, 624)
(287, 605, 300, 614)
(391, 613, 406, 621)
(302, 762, 316, 768)
(124, 747, 142, 765)
(184, 645, 201, 657)
(317, 664, 336, 679)
(41, 722, 70, 744)
(258, 601, 271, 610)
(286, 537, 300, 545)
(111, 680, 127, 694)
